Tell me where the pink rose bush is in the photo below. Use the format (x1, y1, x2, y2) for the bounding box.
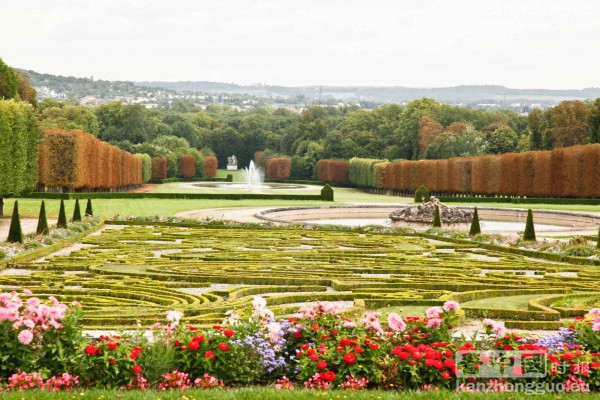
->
(2, 290, 600, 393)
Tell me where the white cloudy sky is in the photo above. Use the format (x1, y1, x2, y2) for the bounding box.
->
(1, 0, 599, 88)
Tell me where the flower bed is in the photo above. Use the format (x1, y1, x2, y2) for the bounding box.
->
(1, 291, 600, 393)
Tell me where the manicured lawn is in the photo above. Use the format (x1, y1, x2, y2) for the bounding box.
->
(0, 388, 597, 400)
(461, 294, 544, 311)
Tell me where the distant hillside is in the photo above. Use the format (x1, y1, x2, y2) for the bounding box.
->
(137, 81, 600, 106)
(19, 68, 600, 107)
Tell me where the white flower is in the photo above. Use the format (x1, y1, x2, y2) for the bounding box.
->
(166, 310, 184, 325)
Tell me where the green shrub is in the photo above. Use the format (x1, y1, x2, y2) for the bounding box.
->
(36, 200, 49, 235)
(563, 245, 595, 257)
(7, 201, 22, 243)
(72, 198, 82, 222)
(321, 184, 334, 201)
(432, 205, 441, 228)
(597, 227, 600, 249)
(85, 198, 93, 217)
(414, 185, 429, 203)
(523, 209, 536, 241)
(57, 199, 67, 228)
(469, 207, 481, 236)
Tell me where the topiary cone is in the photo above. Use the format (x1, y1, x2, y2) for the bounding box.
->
(7, 201, 23, 243)
(523, 209, 536, 241)
(36, 200, 49, 235)
(85, 198, 93, 217)
(57, 199, 67, 228)
(597, 227, 600, 249)
(72, 198, 82, 222)
(432, 205, 442, 228)
(469, 207, 481, 236)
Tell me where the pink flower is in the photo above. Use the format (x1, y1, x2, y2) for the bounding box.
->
(388, 313, 407, 332)
(18, 329, 34, 345)
(588, 308, 600, 317)
(443, 301, 460, 311)
(592, 322, 600, 332)
(427, 318, 442, 329)
(426, 306, 443, 318)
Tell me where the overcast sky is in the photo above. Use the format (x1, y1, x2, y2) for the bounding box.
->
(1, 0, 599, 89)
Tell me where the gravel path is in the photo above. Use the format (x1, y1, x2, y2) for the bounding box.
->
(0, 218, 57, 240)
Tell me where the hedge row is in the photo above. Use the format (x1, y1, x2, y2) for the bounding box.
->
(0, 100, 40, 199)
(348, 158, 386, 188)
(178, 155, 195, 178)
(22, 192, 329, 200)
(39, 129, 143, 190)
(316, 160, 350, 183)
(204, 156, 217, 178)
(151, 157, 167, 180)
(265, 157, 291, 180)
(317, 144, 600, 198)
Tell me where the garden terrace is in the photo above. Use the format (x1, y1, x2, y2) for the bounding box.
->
(1, 223, 599, 329)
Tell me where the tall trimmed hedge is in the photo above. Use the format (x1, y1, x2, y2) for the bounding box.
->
(178, 155, 196, 178)
(136, 153, 152, 183)
(38, 129, 142, 190)
(265, 157, 291, 180)
(348, 158, 386, 188)
(151, 157, 167, 180)
(0, 100, 41, 215)
(341, 145, 600, 198)
(204, 156, 218, 178)
(316, 160, 350, 184)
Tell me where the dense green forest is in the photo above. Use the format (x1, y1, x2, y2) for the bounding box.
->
(36, 96, 600, 180)
(2, 58, 600, 181)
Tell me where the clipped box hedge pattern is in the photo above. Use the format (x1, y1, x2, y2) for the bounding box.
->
(2, 224, 599, 329)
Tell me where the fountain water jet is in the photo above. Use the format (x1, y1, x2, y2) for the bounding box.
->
(242, 161, 265, 189)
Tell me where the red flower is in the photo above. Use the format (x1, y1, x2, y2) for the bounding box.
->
(213, 325, 223, 331)
(409, 360, 417, 365)
(441, 371, 451, 380)
(294, 330, 302, 339)
(317, 361, 327, 370)
(309, 354, 319, 361)
(301, 344, 309, 350)
(343, 352, 357, 365)
(398, 352, 410, 360)
(85, 345, 99, 356)
(354, 346, 364, 354)
(512, 366, 524, 376)
(412, 351, 423, 361)
(311, 324, 320, 332)
(193, 335, 205, 343)
(443, 358, 455, 368)
(561, 353, 574, 362)
(107, 342, 118, 350)
(188, 340, 200, 351)
(109, 358, 116, 365)
(223, 329, 234, 338)
(369, 343, 379, 350)
(174, 340, 181, 347)
(322, 371, 336, 382)
(218, 342, 230, 351)
(204, 351, 215, 360)
(133, 365, 142, 374)
(188, 326, 199, 331)
(321, 334, 330, 340)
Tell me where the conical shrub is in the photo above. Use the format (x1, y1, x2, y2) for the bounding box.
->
(469, 207, 481, 236)
(72, 198, 82, 222)
(523, 209, 536, 241)
(432, 205, 442, 228)
(36, 200, 49, 235)
(7, 201, 23, 243)
(597, 227, 600, 249)
(85, 198, 93, 217)
(57, 199, 67, 228)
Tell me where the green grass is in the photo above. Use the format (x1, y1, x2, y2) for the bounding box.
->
(0, 388, 598, 400)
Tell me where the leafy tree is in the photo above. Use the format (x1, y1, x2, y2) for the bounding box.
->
(14, 70, 37, 107)
(394, 98, 440, 160)
(588, 98, 600, 144)
(40, 104, 99, 134)
(0, 58, 18, 100)
(425, 125, 486, 159)
(548, 100, 589, 147)
(152, 135, 190, 153)
(486, 126, 518, 154)
(418, 116, 443, 158)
